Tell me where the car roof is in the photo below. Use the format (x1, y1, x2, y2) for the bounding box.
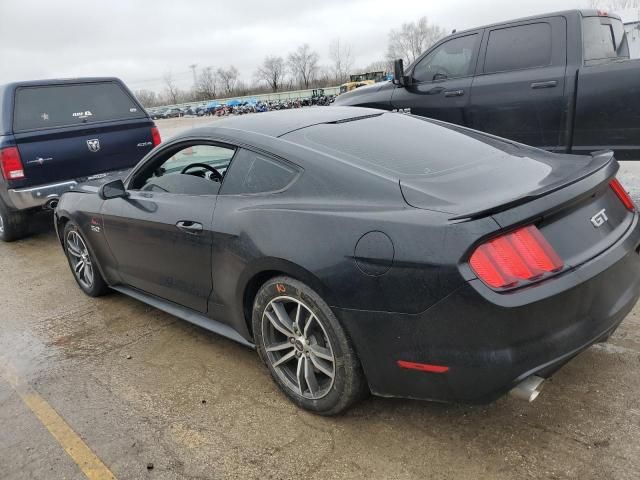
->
(181, 106, 383, 139)
(0, 77, 125, 90)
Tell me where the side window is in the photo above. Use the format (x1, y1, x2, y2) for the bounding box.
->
(130, 144, 236, 195)
(412, 34, 479, 83)
(583, 17, 630, 65)
(484, 23, 552, 73)
(221, 149, 298, 195)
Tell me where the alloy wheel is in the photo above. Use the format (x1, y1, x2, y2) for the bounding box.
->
(0, 213, 4, 234)
(261, 296, 336, 399)
(66, 230, 94, 290)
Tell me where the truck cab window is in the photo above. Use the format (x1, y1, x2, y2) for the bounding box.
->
(583, 17, 630, 65)
(484, 23, 552, 73)
(412, 34, 479, 83)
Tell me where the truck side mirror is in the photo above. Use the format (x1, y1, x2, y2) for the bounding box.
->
(393, 59, 408, 86)
(99, 179, 129, 200)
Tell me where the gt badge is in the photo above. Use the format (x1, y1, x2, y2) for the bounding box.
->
(87, 139, 100, 153)
(590, 208, 608, 228)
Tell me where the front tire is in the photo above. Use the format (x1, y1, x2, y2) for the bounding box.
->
(253, 276, 368, 415)
(63, 222, 109, 297)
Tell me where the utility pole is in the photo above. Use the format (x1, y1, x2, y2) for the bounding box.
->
(189, 64, 198, 88)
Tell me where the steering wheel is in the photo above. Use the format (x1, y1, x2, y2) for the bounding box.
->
(181, 163, 223, 182)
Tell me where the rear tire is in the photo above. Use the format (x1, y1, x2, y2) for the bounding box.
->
(253, 276, 368, 415)
(63, 222, 109, 297)
(0, 199, 28, 242)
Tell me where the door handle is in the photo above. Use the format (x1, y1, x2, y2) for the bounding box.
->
(176, 220, 203, 234)
(444, 89, 465, 97)
(427, 86, 445, 95)
(530, 81, 557, 89)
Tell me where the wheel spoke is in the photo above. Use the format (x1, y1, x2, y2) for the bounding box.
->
(296, 356, 305, 395)
(67, 242, 82, 258)
(309, 353, 334, 379)
(294, 303, 302, 331)
(309, 344, 333, 362)
(272, 349, 297, 368)
(303, 313, 315, 337)
(84, 264, 93, 285)
(271, 302, 294, 333)
(304, 356, 319, 395)
(266, 342, 294, 353)
(265, 310, 294, 337)
(74, 260, 84, 274)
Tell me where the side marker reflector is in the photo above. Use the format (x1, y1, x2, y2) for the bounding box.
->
(397, 360, 449, 373)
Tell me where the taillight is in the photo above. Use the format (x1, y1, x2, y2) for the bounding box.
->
(0, 146, 25, 180)
(151, 126, 161, 147)
(469, 225, 564, 290)
(610, 178, 635, 211)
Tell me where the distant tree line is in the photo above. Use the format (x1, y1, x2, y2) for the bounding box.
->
(135, 16, 448, 107)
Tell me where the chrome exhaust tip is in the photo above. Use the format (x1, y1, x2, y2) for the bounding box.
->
(509, 375, 545, 402)
(45, 198, 59, 210)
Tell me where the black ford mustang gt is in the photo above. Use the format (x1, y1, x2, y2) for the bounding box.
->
(55, 107, 640, 415)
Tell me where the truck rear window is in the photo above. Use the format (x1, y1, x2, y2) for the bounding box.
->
(13, 82, 145, 132)
(583, 17, 629, 65)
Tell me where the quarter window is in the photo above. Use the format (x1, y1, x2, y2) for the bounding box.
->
(221, 149, 298, 195)
(412, 34, 479, 82)
(484, 23, 552, 73)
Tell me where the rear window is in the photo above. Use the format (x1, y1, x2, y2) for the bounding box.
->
(484, 23, 552, 73)
(583, 17, 629, 65)
(221, 149, 298, 195)
(13, 82, 145, 132)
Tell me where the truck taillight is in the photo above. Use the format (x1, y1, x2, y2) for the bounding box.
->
(151, 126, 161, 147)
(0, 146, 25, 180)
(469, 225, 564, 290)
(610, 178, 635, 211)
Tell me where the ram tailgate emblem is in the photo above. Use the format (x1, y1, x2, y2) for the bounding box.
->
(86, 139, 100, 153)
(590, 208, 608, 228)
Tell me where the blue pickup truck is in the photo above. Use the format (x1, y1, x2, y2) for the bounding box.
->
(0, 77, 160, 241)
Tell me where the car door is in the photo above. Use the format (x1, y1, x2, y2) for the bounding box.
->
(101, 141, 237, 312)
(390, 31, 482, 126)
(468, 17, 568, 150)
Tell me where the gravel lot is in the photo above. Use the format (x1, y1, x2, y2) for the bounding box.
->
(1, 116, 639, 479)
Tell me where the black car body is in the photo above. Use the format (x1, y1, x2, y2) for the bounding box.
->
(54, 107, 640, 413)
(334, 9, 640, 160)
(0, 77, 160, 241)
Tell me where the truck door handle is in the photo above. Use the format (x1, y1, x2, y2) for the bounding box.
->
(530, 81, 557, 89)
(444, 89, 465, 97)
(176, 221, 203, 234)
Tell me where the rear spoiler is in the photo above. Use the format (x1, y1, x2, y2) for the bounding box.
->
(449, 150, 616, 221)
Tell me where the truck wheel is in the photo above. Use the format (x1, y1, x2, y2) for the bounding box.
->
(253, 276, 368, 415)
(0, 200, 28, 242)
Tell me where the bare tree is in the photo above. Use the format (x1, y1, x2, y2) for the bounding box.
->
(196, 67, 217, 100)
(386, 17, 447, 65)
(217, 66, 239, 96)
(255, 56, 286, 92)
(329, 38, 355, 84)
(589, 0, 639, 8)
(162, 72, 181, 105)
(288, 44, 320, 89)
(364, 59, 394, 74)
(134, 89, 158, 107)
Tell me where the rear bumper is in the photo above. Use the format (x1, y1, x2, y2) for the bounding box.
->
(336, 214, 640, 403)
(6, 169, 130, 211)
(7, 180, 78, 210)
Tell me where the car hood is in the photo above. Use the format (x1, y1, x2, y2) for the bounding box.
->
(332, 81, 394, 106)
(400, 127, 614, 218)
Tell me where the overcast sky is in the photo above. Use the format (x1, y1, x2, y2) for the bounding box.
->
(0, 0, 628, 92)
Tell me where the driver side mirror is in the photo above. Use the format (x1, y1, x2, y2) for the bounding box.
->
(392, 59, 410, 87)
(99, 179, 129, 200)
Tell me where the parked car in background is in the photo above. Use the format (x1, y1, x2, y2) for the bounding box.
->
(0, 77, 161, 241)
(55, 107, 640, 414)
(335, 9, 640, 159)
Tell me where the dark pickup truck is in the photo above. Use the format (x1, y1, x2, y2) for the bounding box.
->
(0, 77, 160, 241)
(334, 9, 640, 160)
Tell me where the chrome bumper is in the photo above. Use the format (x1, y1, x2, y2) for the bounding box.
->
(7, 180, 78, 210)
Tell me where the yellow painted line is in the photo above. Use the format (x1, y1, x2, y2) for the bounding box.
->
(0, 363, 116, 480)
